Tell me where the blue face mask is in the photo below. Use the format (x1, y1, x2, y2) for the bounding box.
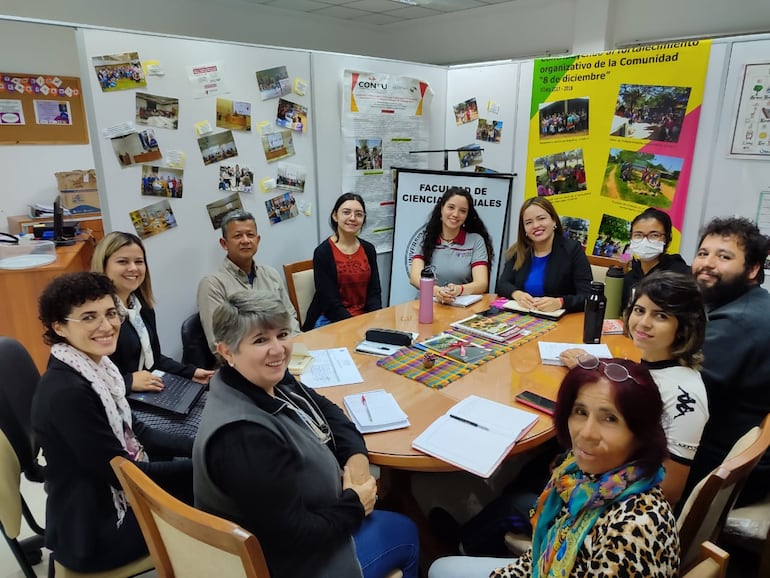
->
(630, 238, 664, 261)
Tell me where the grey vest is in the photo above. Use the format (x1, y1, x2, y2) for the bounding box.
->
(192, 374, 362, 578)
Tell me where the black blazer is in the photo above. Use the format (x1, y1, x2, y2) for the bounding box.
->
(31, 357, 192, 572)
(110, 293, 195, 393)
(496, 235, 592, 312)
(302, 238, 382, 331)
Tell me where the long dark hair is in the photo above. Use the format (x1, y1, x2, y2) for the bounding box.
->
(329, 192, 366, 241)
(420, 187, 494, 266)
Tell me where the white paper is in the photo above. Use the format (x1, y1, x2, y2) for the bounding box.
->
(537, 342, 613, 366)
(301, 347, 363, 388)
(343, 389, 409, 434)
(434, 294, 482, 308)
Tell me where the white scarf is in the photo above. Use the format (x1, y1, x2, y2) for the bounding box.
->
(51, 343, 146, 527)
(120, 294, 154, 371)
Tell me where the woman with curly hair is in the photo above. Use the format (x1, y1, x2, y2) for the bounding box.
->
(408, 187, 494, 304)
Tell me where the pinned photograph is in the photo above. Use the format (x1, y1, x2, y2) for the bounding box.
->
(141, 165, 184, 198)
(476, 119, 502, 143)
(206, 192, 244, 230)
(539, 98, 589, 140)
(276, 98, 307, 133)
(92, 51, 146, 92)
(198, 130, 238, 166)
(457, 144, 483, 168)
(355, 139, 382, 170)
(453, 97, 479, 125)
(136, 93, 179, 130)
(33, 101, 72, 125)
(129, 199, 177, 240)
(219, 164, 253, 193)
(256, 66, 291, 100)
(534, 148, 587, 196)
(601, 148, 682, 209)
(265, 192, 299, 225)
(111, 129, 162, 167)
(276, 163, 306, 193)
(612, 84, 691, 142)
(216, 98, 251, 132)
(261, 130, 295, 163)
(560, 216, 590, 251)
(593, 213, 632, 260)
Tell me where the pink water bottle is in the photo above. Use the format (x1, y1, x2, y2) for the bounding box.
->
(418, 266, 435, 324)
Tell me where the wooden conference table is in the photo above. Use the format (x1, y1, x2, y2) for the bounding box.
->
(295, 295, 637, 473)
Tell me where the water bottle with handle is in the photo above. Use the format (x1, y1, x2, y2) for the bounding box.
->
(418, 266, 435, 324)
(583, 281, 607, 344)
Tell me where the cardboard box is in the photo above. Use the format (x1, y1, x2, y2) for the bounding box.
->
(60, 190, 101, 214)
(55, 169, 98, 191)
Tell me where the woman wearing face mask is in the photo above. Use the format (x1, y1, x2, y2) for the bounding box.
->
(622, 208, 689, 307)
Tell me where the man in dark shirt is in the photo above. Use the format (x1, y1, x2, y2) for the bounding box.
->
(684, 216, 770, 507)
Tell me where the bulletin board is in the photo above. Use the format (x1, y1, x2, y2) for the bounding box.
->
(0, 72, 88, 144)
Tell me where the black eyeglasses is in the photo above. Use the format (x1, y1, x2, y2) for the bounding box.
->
(576, 354, 640, 385)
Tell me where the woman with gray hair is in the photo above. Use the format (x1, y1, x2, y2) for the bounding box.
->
(192, 290, 418, 578)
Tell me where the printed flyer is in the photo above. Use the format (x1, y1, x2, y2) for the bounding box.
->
(526, 41, 711, 257)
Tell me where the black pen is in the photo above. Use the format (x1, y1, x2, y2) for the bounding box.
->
(449, 414, 490, 431)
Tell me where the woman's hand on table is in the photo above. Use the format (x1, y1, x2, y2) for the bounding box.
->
(192, 368, 215, 384)
(532, 296, 563, 312)
(131, 370, 164, 392)
(434, 284, 456, 304)
(512, 290, 535, 309)
(343, 465, 377, 516)
(559, 348, 588, 369)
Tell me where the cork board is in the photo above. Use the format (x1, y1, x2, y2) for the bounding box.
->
(0, 72, 88, 144)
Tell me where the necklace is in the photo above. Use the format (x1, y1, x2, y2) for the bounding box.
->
(275, 386, 331, 444)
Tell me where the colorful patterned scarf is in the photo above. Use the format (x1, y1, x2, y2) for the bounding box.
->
(529, 452, 664, 578)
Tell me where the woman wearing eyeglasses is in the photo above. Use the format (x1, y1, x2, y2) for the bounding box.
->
(562, 270, 708, 506)
(31, 272, 193, 573)
(194, 290, 418, 578)
(303, 193, 382, 330)
(429, 358, 679, 578)
(92, 232, 214, 393)
(622, 208, 689, 307)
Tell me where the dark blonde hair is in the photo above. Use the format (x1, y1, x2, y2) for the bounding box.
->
(505, 197, 563, 270)
(91, 231, 154, 307)
(623, 270, 706, 368)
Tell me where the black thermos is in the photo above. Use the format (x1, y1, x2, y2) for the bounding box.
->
(583, 281, 607, 344)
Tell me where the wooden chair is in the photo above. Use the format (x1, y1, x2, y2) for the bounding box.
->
(110, 456, 271, 578)
(677, 413, 770, 568)
(681, 541, 729, 578)
(721, 490, 770, 578)
(587, 254, 626, 283)
(283, 259, 314, 327)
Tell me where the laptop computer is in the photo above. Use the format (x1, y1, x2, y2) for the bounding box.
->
(127, 370, 205, 415)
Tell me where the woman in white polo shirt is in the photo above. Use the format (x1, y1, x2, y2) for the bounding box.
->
(408, 187, 494, 304)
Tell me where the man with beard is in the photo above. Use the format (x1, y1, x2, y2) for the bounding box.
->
(683, 216, 770, 507)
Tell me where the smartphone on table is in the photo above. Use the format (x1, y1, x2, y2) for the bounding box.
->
(515, 390, 556, 415)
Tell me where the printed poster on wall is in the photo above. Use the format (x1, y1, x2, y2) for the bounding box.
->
(526, 41, 711, 259)
(730, 62, 770, 156)
(341, 70, 433, 253)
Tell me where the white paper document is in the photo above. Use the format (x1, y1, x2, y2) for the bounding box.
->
(343, 389, 410, 434)
(433, 294, 483, 307)
(537, 342, 613, 366)
(300, 348, 363, 389)
(411, 395, 539, 478)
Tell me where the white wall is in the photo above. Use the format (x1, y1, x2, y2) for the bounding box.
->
(0, 20, 95, 225)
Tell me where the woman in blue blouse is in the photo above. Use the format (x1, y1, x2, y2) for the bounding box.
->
(497, 197, 591, 312)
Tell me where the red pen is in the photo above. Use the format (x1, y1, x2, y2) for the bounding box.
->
(361, 395, 374, 422)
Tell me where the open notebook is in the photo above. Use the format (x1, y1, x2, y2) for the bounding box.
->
(412, 395, 538, 478)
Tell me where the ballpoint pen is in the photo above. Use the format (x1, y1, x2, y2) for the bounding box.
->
(361, 394, 374, 422)
(449, 413, 490, 431)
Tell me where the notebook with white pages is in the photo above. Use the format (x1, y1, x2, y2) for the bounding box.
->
(343, 389, 410, 434)
(537, 342, 613, 366)
(411, 395, 538, 478)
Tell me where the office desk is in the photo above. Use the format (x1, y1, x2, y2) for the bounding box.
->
(295, 296, 636, 472)
(0, 240, 94, 372)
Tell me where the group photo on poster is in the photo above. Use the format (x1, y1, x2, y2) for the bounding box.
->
(526, 41, 711, 255)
